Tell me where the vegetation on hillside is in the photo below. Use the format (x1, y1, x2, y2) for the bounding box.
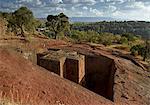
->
(72, 21, 150, 39)
(131, 40, 150, 61)
(0, 6, 149, 62)
(0, 7, 40, 37)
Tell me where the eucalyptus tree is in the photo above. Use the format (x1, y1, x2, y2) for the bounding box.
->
(46, 13, 70, 39)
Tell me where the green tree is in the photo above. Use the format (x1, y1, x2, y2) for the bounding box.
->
(130, 40, 150, 61)
(46, 13, 70, 39)
(119, 36, 128, 44)
(0, 12, 12, 20)
(142, 40, 150, 61)
(130, 45, 143, 56)
(10, 7, 34, 37)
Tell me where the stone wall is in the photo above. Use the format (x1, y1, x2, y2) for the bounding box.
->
(84, 54, 115, 101)
(37, 50, 85, 84)
(64, 58, 79, 83)
(37, 49, 116, 101)
(63, 54, 85, 84)
(78, 55, 85, 85)
(38, 55, 66, 76)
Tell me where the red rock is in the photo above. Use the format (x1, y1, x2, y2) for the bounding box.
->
(0, 49, 113, 105)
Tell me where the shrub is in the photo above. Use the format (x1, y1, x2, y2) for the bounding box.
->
(119, 37, 128, 44)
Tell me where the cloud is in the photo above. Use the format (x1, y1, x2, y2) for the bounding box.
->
(111, 1, 150, 20)
(1, 0, 150, 20)
(125, 1, 145, 9)
(89, 8, 103, 16)
(55, 7, 66, 12)
(83, 6, 88, 10)
(62, 0, 96, 5)
(47, 0, 63, 4)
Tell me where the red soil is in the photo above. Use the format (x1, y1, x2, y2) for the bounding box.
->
(0, 48, 113, 105)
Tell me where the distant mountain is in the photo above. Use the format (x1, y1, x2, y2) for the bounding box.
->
(69, 17, 120, 23)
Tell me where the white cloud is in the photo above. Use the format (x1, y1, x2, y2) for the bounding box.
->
(112, 3, 150, 21)
(36, 0, 42, 5)
(51, 0, 63, 3)
(108, 5, 117, 12)
(126, 1, 145, 9)
(1, 0, 150, 20)
(62, 0, 96, 5)
(71, 7, 75, 10)
(56, 7, 66, 11)
(83, 6, 88, 10)
(18, 0, 33, 3)
(89, 8, 103, 16)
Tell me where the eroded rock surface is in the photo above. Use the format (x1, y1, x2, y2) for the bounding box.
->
(0, 34, 150, 105)
(0, 48, 113, 105)
(41, 44, 150, 105)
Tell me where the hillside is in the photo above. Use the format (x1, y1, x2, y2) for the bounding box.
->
(0, 36, 150, 104)
(0, 48, 114, 105)
(72, 21, 150, 39)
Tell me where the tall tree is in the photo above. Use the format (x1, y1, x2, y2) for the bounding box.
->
(12, 7, 34, 37)
(46, 13, 70, 39)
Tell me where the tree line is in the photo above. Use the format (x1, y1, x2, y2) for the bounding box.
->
(72, 21, 150, 39)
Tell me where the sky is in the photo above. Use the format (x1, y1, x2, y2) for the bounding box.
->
(0, 0, 150, 21)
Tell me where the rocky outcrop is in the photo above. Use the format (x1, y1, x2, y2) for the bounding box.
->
(42, 44, 150, 105)
(0, 35, 150, 105)
(0, 48, 113, 105)
(37, 49, 85, 84)
(37, 48, 115, 101)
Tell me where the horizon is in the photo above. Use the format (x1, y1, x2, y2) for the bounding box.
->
(1, 0, 150, 21)
(38, 17, 150, 22)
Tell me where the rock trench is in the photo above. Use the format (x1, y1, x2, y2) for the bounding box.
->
(37, 48, 116, 101)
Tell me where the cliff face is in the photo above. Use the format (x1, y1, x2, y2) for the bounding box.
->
(37, 49, 115, 101)
(45, 44, 150, 105)
(0, 48, 113, 105)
